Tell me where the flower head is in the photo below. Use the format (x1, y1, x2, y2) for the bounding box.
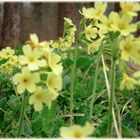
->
(29, 87, 58, 111)
(47, 72, 62, 91)
(120, 73, 137, 90)
(98, 13, 114, 32)
(19, 45, 46, 71)
(80, 7, 94, 19)
(120, 2, 140, 16)
(111, 12, 137, 36)
(87, 39, 101, 54)
(93, 2, 107, 20)
(119, 35, 139, 62)
(27, 33, 48, 49)
(48, 53, 63, 75)
(12, 67, 40, 94)
(1, 47, 15, 58)
(60, 122, 94, 138)
(85, 25, 97, 40)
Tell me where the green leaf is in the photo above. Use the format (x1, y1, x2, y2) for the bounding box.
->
(41, 100, 57, 136)
(76, 56, 92, 68)
(0, 58, 9, 65)
(0, 97, 7, 128)
(122, 124, 138, 137)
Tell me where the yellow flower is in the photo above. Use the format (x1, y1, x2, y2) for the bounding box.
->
(47, 72, 62, 91)
(80, 2, 107, 20)
(133, 71, 140, 85)
(27, 33, 48, 49)
(1, 47, 15, 58)
(48, 53, 63, 75)
(80, 7, 94, 19)
(130, 41, 140, 65)
(12, 67, 40, 94)
(64, 17, 73, 26)
(50, 41, 59, 49)
(29, 87, 58, 111)
(19, 45, 46, 71)
(133, 71, 140, 78)
(9, 55, 18, 65)
(85, 25, 97, 40)
(98, 13, 114, 31)
(92, 2, 107, 20)
(60, 122, 94, 138)
(87, 39, 101, 54)
(119, 36, 139, 62)
(98, 26, 108, 39)
(59, 38, 71, 50)
(120, 2, 140, 16)
(120, 73, 137, 90)
(111, 12, 137, 36)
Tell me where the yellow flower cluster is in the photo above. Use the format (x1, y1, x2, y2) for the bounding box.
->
(60, 122, 94, 138)
(0, 47, 18, 74)
(56, 18, 76, 51)
(12, 34, 63, 111)
(79, 2, 140, 91)
(79, 2, 140, 55)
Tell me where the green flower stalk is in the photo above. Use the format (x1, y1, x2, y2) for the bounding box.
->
(108, 56, 116, 137)
(70, 41, 79, 125)
(17, 94, 26, 137)
(89, 56, 100, 120)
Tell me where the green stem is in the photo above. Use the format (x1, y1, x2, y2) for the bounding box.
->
(108, 58, 115, 137)
(70, 42, 78, 125)
(89, 56, 100, 120)
(17, 94, 26, 137)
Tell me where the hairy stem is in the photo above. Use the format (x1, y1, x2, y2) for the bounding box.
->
(70, 42, 78, 125)
(89, 56, 100, 120)
(17, 94, 26, 137)
(108, 58, 115, 137)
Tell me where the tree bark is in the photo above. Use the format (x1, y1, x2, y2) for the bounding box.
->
(1, 3, 22, 48)
(57, 3, 77, 37)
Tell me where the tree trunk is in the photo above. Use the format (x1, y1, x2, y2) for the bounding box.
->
(57, 3, 77, 37)
(1, 3, 22, 48)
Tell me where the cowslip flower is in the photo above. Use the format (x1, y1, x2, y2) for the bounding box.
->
(92, 2, 107, 20)
(64, 17, 74, 26)
(47, 72, 62, 91)
(119, 36, 139, 62)
(27, 33, 48, 49)
(29, 87, 58, 111)
(98, 13, 114, 32)
(120, 73, 137, 90)
(85, 25, 97, 40)
(133, 71, 140, 85)
(1, 47, 15, 58)
(87, 39, 101, 54)
(79, 7, 94, 19)
(120, 2, 140, 16)
(130, 41, 140, 65)
(59, 38, 71, 50)
(12, 67, 40, 94)
(111, 12, 137, 36)
(48, 53, 63, 75)
(60, 122, 94, 138)
(19, 44, 46, 71)
(80, 2, 107, 20)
